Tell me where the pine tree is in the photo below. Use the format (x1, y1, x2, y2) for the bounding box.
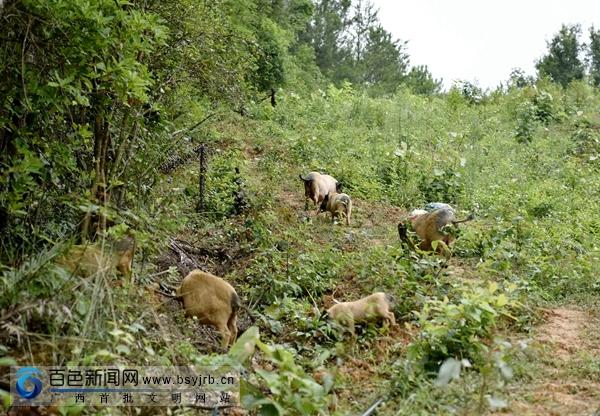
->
(302, 0, 353, 79)
(405, 65, 443, 95)
(361, 26, 409, 95)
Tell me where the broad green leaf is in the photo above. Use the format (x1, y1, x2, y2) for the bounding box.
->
(228, 326, 259, 363)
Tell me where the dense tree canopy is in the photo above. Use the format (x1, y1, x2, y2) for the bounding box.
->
(0, 0, 167, 251)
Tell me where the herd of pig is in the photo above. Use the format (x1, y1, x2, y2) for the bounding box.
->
(173, 171, 474, 348)
(59, 171, 474, 349)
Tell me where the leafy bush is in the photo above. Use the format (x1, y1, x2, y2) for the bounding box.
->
(204, 149, 247, 218)
(532, 90, 560, 123)
(236, 327, 334, 415)
(0, 0, 168, 260)
(569, 119, 600, 163)
(514, 100, 538, 143)
(419, 166, 465, 205)
(453, 81, 484, 104)
(407, 282, 520, 372)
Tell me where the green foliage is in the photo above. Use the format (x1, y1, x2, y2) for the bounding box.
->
(453, 80, 484, 104)
(303, 0, 353, 80)
(536, 24, 585, 87)
(513, 85, 562, 142)
(0, 239, 162, 362)
(360, 26, 409, 96)
(237, 327, 334, 415)
(0, 0, 317, 263)
(514, 100, 538, 143)
(247, 345, 332, 414)
(408, 283, 520, 371)
(244, 242, 343, 304)
(149, 0, 257, 108)
(405, 65, 443, 95)
(251, 20, 287, 93)
(4, 5, 600, 415)
(569, 117, 600, 163)
(532, 89, 560, 124)
(0, 243, 67, 311)
(301, 0, 420, 95)
(0, 0, 167, 259)
(419, 165, 465, 205)
(204, 149, 247, 218)
(507, 68, 534, 89)
(589, 26, 600, 87)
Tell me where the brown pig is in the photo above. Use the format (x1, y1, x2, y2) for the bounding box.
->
(318, 192, 352, 226)
(327, 292, 395, 336)
(176, 270, 240, 348)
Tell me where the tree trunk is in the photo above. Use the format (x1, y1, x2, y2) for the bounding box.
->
(81, 105, 110, 240)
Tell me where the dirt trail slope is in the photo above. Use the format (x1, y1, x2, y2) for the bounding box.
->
(502, 307, 600, 416)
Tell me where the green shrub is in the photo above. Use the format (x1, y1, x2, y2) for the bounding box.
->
(408, 282, 520, 372)
(419, 166, 465, 204)
(514, 101, 538, 143)
(569, 120, 600, 163)
(237, 327, 334, 415)
(532, 90, 559, 124)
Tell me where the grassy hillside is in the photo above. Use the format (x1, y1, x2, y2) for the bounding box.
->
(2, 81, 600, 415)
(153, 82, 600, 413)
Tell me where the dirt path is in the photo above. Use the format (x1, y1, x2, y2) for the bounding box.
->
(502, 307, 600, 416)
(538, 308, 589, 360)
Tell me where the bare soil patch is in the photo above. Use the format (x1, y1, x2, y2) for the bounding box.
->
(499, 307, 600, 416)
(537, 308, 588, 360)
